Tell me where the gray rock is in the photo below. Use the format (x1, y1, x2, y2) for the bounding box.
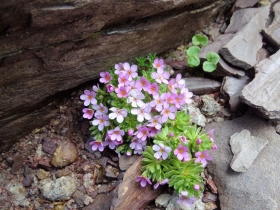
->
(221, 76, 251, 112)
(206, 115, 280, 210)
(200, 34, 245, 77)
(155, 194, 171, 207)
(104, 165, 119, 179)
(235, 0, 259, 8)
(72, 190, 85, 208)
(39, 176, 77, 201)
(230, 129, 268, 172)
(262, 2, 280, 48)
(183, 104, 206, 127)
(166, 193, 204, 210)
(84, 193, 114, 210)
(119, 155, 140, 171)
(22, 174, 34, 187)
(201, 95, 221, 116)
(241, 49, 280, 120)
(183, 77, 221, 95)
(276, 123, 280, 134)
(220, 6, 270, 69)
(6, 181, 29, 207)
(225, 8, 260, 34)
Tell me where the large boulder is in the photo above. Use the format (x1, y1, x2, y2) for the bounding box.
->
(0, 0, 226, 152)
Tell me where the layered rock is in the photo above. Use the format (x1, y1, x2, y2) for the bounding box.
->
(241, 49, 280, 120)
(220, 6, 270, 69)
(0, 0, 226, 152)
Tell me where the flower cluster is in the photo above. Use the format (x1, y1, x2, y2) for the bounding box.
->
(80, 53, 217, 206)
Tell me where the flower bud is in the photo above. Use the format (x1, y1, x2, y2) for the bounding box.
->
(106, 84, 115, 93)
(196, 138, 202, 145)
(194, 184, 200, 191)
(126, 149, 132, 156)
(128, 129, 134, 136)
(169, 132, 174, 138)
(212, 144, 217, 150)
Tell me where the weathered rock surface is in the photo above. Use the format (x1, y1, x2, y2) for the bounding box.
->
(201, 95, 221, 116)
(262, 2, 280, 48)
(183, 77, 221, 95)
(183, 104, 207, 127)
(111, 156, 164, 210)
(234, 0, 259, 9)
(0, 0, 225, 152)
(200, 34, 245, 77)
(51, 141, 78, 167)
(39, 176, 77, 201)
(206, 115, 280, 210)
(225, 8, 260, 34)
(230, 129, 268, 172)
(221, 76, 251, 112)
(6, 181, 29, 207)
(119, 155, 140, 171)
(220, 6, 270, 69)
(241, 49, 280, 120)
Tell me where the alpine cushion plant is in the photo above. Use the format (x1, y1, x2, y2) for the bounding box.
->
(80, 53, 217, 206)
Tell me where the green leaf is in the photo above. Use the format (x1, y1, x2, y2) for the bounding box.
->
(188, 56, 200, 67)
(206, 52, 220, 65)
(203, 61, 216, 72)
(186, 46, 200, 57)
(164, 170, 179, 178)
(192, 34, 208, 47)
(174, 179, 185, 190)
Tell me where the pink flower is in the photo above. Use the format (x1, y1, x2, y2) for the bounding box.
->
(195, 150, 212, 167)
(127, 90, 145, 108)
(154, 178, 168, 189)
(127, 80, 141, 92)
(99, 71, 112, 84)
(160, 103, 176, 123)
(114, 63, 125, 75)
(82, 108, 94, 119)
(174, 145, 190, 161)
(91, 115, 110, 131)
(152, 143, 171, 160)
(165, 92, 176, 104)
(147, 82, 159, 95)
(136, 126, 150, 141)
(108, 127, 125, 142)
(181, 88, 193, 104)
(118, 72, 130, 87)
(212, 144, 218, 150)
(177, 191, 196, 206)
(137, 77, 150, 92)
(89, 141, 104, 152)
(108, 107, 127, 123)
(92, 84, 100, 92)
(196, 139, 202, 145)
(103, 137, 118, 150)
(136, 176, 152, 187)
(147, 115, 162, 130)
(173, 94, 185, 108)
(123, 62, 138, 80)
(209, 129, 214, 142)
(115, 86, 128, 98)
(129, 137, 145, 150)
(151, 67, 170, 84)
(128, 129, 134, 136)
(153, 58, 165, 69)
(80, 90, 97, 106)
(148, 127, 160, 137)
(106, 84, 115, 93)
(92, 103, 108, 116)
(131, 105, 151, 122)
(150, 93, 165, 112)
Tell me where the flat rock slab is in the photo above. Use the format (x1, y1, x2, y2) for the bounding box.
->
(200, 34, 245, 77)
(241, 49, 280, 120)
(262, 2, 280, 48)
(225, 8, 261, 34)
(221, 76, 250, 112)
(206, 115, 280, 210)
(111, 156, 164, 210)
(220, 6, 270, 69)
(230, 129, 268, 172)
(183, 77, 221, 95)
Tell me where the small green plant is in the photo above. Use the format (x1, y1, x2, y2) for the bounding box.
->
(186, 34, 220, 73)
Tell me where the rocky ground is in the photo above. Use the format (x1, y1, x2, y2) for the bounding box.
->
(1, 0, 280, 209)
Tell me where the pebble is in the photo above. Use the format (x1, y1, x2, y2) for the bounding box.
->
(104, 165, 119, 179)
(6, 181, 30, 207)
(22, 174, 34, 187)
(201, 95, 221, 116)
(39, 176, 77, 201)
(36, 169, 50, 180)
(55, 168, 71, 178)
(202, 191, 218, 202)
(155, 194, 171, 207)
(73, 190, 84, 208)
(42, 137, 58, 155)
(51, 141, 79, 167)
(119, 155, 139, 171)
